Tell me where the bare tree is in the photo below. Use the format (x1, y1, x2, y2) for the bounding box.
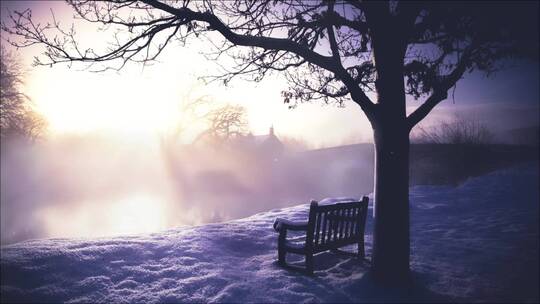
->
(162, 92, 249, 147)
(2, 0, 537, 283)
(163, 93, 214, 146)
(195, 104, 249, 145)
(0, 46, 46, 141)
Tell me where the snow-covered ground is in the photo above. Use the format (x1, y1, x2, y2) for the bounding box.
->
(1, 163, 538, 303)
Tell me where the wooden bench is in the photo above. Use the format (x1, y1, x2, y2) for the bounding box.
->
(273, 197, 369, 274)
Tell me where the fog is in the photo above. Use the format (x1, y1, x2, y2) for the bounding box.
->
(2, 102, 537, 245)
(0, 101, 538, 244)
(0, 133, 374, 245)
(1, 135, 173, 244)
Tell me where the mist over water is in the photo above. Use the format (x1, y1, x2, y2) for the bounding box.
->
(2, 118, 537, 245)
(1, 135, 173, 244)
(0, 133, 374, 245)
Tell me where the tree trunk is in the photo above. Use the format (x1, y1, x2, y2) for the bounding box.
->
(371, 122, 410, 284)
(363, 11, 411, 284)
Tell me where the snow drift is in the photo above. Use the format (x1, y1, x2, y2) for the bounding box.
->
(1, 163, 538, 303)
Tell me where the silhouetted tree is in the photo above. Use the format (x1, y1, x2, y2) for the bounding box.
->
(162, 93, 249, 147)
(0, 46, 46, 141)
(195, 104, 249, 145)
(3, 0, 537, 284)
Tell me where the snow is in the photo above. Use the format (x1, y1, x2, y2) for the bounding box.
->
(318, 197, 357, 205)
(1, 163, 538, 303)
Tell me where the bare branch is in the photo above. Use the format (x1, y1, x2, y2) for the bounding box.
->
(140, 0, 376, 118)
(407, 46, 474, 130)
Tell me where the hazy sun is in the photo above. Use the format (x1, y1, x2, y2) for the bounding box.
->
(28, 67, 184, 137)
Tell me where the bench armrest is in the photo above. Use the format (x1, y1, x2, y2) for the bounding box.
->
(273, 218, 308, 232)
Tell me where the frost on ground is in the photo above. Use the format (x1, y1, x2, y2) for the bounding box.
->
(1, 163, 538, 303)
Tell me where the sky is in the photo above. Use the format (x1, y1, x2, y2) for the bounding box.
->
(1, 0, 538, 147)
(0, 0, 371, 148)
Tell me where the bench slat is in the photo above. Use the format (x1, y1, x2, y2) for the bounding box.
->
(314, 211, 322, 245)
(351, 208, 360, 237)
(339, 208, 346, 240)
(320, 211, 328, 245)
(334, 209, 340, 241)
(329, 210, 334, 243)
(345, 207, 352, 239)
(327, 210, 332, 243)
(354, 206, 361, 235)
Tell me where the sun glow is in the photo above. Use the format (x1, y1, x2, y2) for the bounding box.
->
(28, 65, 188, 137)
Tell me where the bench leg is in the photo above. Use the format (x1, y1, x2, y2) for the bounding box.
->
(305, 252, 314, 274)
(358, 237, 365, 259)
(278, 230, 287, 265)
(278, 247, 286, 265)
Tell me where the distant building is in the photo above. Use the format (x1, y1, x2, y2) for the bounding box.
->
(236, 125, 284, 159)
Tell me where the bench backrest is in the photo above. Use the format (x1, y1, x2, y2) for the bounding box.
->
(306, 197, 368, 253)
